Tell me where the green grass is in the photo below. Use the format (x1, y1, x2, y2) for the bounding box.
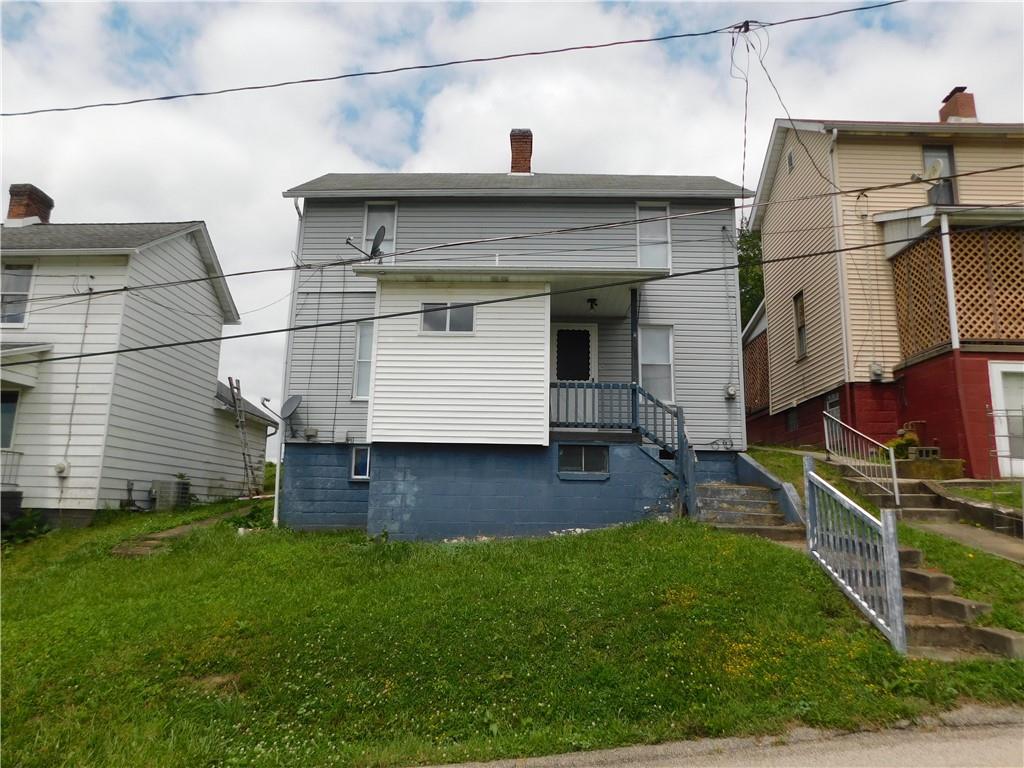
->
(945, 482, 1023, 511)
(747, 446, 1024, 634)
(3, 506, 1023, 767)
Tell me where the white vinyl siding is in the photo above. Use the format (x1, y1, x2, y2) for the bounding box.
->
(0, 255, 129, 509)
(99, 234, 267, 505)
(369, 281, 550, 445)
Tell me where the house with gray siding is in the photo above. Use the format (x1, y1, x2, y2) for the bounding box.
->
(279, 130, 749, 539)
(1, 184, 273, 524)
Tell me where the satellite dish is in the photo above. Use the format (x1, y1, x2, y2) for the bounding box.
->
(923, 157, 945, 180)
(280, 395, 302, 419)
(369, 225, 386, 259)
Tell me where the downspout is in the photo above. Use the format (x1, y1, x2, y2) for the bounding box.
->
(940, 213, 973, 472)
(828, 127, 854, 424)
(272, 198, 305, 527)
(630, 288, 640, 429)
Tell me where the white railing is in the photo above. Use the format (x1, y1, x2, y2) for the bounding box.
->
(823, 412, 900, 507)
(1, 449, 22, 487)
(803, 456, 906, 654)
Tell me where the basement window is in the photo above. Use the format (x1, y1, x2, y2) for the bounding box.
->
(558, 444, 609, 480)
(351, 446, 371, 481)
(421, 302, 474, 333)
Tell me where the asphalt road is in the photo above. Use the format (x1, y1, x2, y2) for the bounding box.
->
(426, 706, 1024, 768)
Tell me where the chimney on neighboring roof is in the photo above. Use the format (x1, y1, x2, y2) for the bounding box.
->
(510, 129, 533, 174)
(939, 86, 977, 123)
(6, 183, 54, 223)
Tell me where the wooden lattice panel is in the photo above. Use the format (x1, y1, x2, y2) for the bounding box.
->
(952, 228, 1024, 342)
(743, 331, 769, 413)
(891, 237, 950, 359)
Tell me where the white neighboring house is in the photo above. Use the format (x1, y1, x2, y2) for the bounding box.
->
(0, 184, 273, 525)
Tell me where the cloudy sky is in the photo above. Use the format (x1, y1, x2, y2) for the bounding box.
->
(3, 1, 1022, 457)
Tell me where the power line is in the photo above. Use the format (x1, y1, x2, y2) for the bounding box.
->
(1, 1, 905, 118)
(5, 220, 1014, 369)
(13, 163, 1024, 311)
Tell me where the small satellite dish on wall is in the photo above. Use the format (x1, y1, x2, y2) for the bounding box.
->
(281, 395, 302, 419)
(370, 225, 386, 259)
(923, 157, 945, 180)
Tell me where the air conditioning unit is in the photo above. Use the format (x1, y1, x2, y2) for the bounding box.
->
(151, 479, 191, 510)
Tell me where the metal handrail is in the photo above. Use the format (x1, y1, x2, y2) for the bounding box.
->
(822, 411, 901, 507)
(1, 449, 22, 487)
(804, 456, 906, 654)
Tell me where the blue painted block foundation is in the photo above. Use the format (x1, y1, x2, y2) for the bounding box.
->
(280, 443, 368, 530)
(368, 442, 677, 540)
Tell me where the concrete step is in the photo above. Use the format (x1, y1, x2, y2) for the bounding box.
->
(899, 547, 923, 568)
(904, 615, 972, 648)
(907, 645, 1002, 662)
(900, 507, 959, 523)
(702, 509, 787, 526)
(970, 625, 1024, 660)
(901, 567, 955, 594)
(901, 590, 992, 621)
(697, 483, 775, 502)
(698, 497, 780, 514)
(839, 472, 924, 491)
(709, 523, 805, 542)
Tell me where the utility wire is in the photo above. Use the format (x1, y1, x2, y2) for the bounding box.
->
(13, 163, 1024, 311)
(1, 1, 906, 118)
(5, 220, 1015, 369)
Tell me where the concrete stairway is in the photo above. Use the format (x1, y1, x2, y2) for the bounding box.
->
(840, 472, 957, 522)
(697, 483, 804, 542)
(899, 546, 1024, 660)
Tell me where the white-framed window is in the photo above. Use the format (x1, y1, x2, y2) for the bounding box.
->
(639, 325, 674, 403)
(558, 444, 609, 474)
(364, 203, 397, 258)
(352, 321, 373, 400)
(421, 302, 474, 333)
(1, 264, 33, 325)
(351, 445, 371, 480)
(637, 203, 670, 269)
(825, 391, 841, 419)
(793, 291, 807, 359)
(1, 390, 18, 448)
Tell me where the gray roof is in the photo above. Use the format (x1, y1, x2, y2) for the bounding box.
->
(284, 173, 749, 199)
(0, 222, 201, 252)
(215, 381, 276, 426)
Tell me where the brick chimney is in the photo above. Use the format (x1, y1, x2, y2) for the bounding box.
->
(510, 129, 533, 174)
(7, 184, 54, 223)
(939, 86, 977, 123)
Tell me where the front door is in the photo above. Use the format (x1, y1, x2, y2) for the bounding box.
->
(551, 324, 598, 424)
(990, 363, 1024, 478)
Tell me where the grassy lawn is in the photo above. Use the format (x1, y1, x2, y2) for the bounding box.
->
(3, 506, 1023, 767)
(747, 446, 1024, 634)
(945, 482, 1023, 511)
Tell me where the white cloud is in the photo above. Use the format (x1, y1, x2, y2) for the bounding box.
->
(2, 1, 1021, 461)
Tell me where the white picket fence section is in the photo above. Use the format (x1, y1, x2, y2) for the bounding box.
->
(822, 412, 901, 507)
(803, 456, 907, 654)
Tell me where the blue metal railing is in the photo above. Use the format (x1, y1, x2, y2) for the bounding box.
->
(549, 382, 700, 516)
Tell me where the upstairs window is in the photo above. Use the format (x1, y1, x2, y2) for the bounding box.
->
(421, 302, 473, 333)
(637, 204, 670, 269)
(922, 146, 956, 205)
(364, 203, 396, 258)
(352, 321, 373, 400)
(640, 325, 674, 403)
(793, 291, 807, 359)
(1, 265, 32, 325)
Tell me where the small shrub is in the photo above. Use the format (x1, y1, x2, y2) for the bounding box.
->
(885, 431, 919, 459)
(1, 509, 52, 546)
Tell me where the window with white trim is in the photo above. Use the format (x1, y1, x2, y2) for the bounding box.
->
(1, 265, 32, 325)
(351, 445, 371, 480)
(637, 204, 670, 268)
(640, 325, 673, 403)
(353, 321, 373, 400)
(421, 302, 473, 332)
(793, 291, 807, 359)
(1, 391, 18, 448)
(364, 203, 396, 256)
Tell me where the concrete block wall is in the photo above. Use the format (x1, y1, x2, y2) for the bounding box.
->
(366, 442, 678, 540)
(279, 443, 369, 530)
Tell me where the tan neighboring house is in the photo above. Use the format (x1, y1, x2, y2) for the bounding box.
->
(744, 88, 1024, 478)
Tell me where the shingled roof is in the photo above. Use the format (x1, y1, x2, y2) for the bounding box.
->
(285, 173, 749, 199)
(0, 222, 201, 251)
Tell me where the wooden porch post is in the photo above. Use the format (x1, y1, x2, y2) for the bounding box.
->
(630, 288, 639, 429)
